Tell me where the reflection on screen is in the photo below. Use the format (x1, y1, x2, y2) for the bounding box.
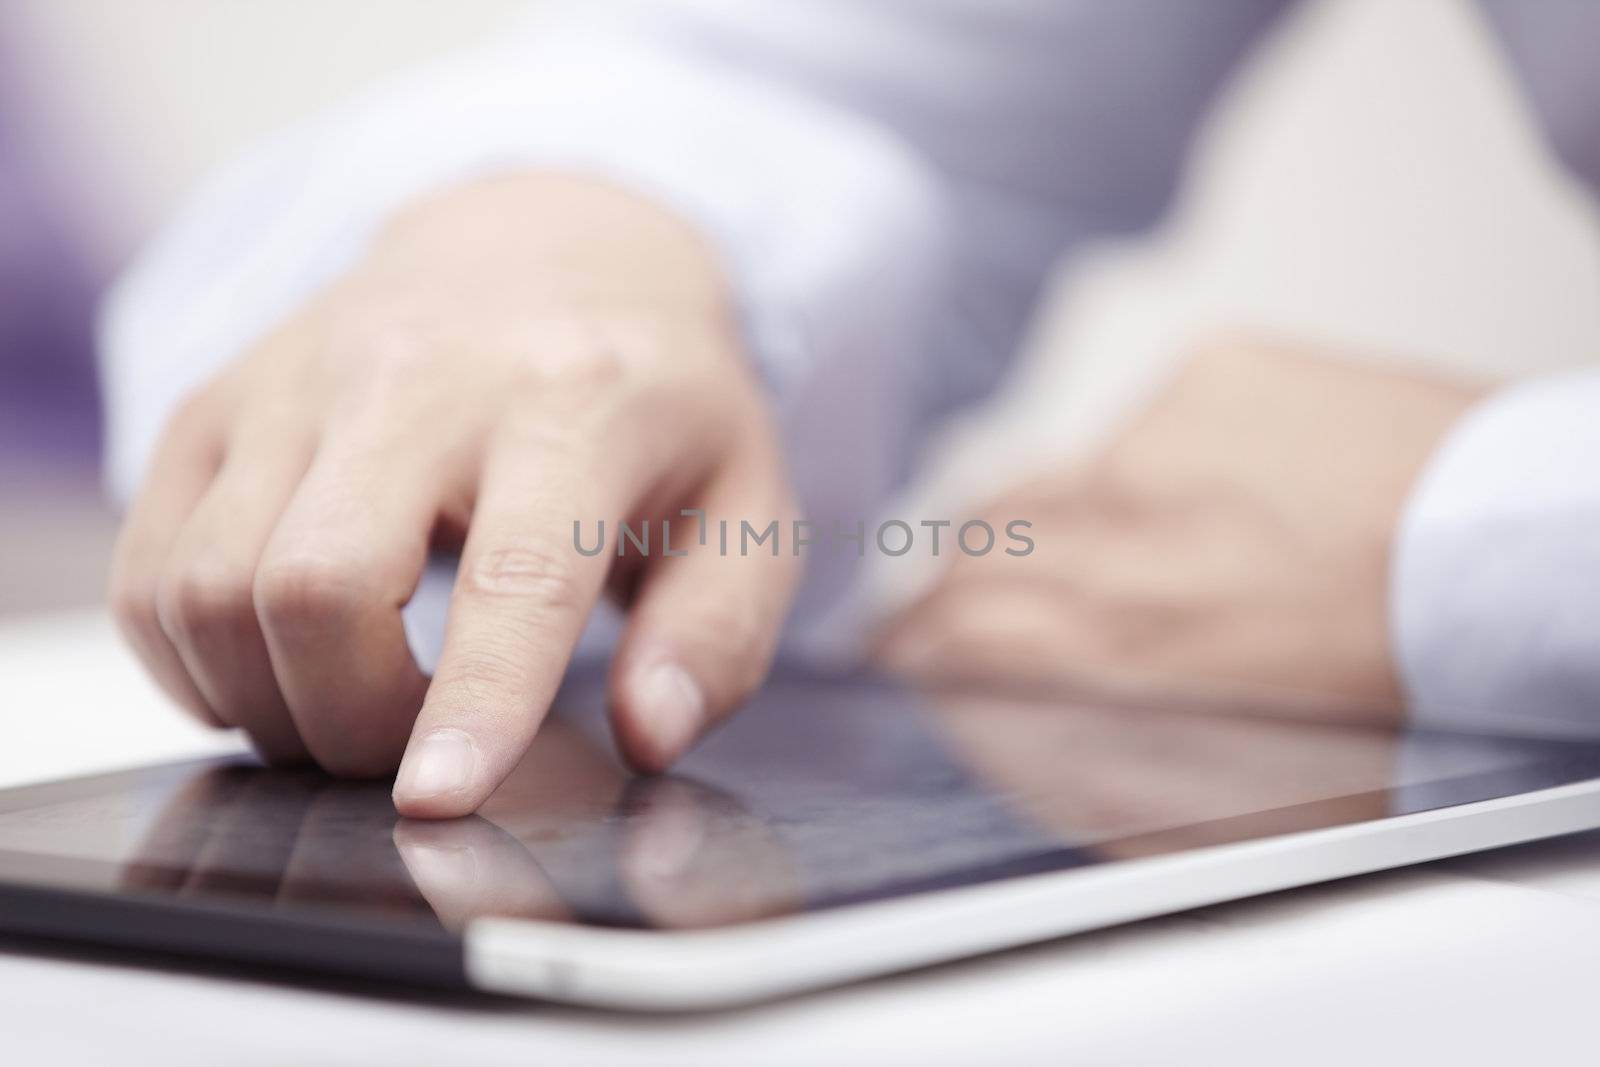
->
(2, 670, 1597, 932)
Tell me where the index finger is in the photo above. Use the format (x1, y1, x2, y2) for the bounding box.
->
(393, 443, 619, 818)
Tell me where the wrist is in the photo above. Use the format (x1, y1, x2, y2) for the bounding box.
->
(361, 173, 731, 309)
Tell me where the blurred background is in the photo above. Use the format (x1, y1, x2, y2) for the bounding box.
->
(2, 0, 1596, 618)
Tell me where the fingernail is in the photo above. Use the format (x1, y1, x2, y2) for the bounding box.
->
(395, 728, 479, 800)
(638, 662, 706, 766)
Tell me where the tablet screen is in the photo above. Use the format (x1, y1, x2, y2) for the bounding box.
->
(3, 669, 1598, 940)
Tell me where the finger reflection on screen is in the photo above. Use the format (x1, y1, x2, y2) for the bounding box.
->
(393, 816, 570, 930)
(613, 776, 800, 927)
(404, 723, 801, 930)
(118, 715, 802, 932)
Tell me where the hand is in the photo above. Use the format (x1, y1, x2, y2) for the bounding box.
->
(109, 175, 799, 817)
(877, 338, 1482, 720)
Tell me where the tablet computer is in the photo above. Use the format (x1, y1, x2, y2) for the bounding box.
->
(3, 668, 1599, 1011)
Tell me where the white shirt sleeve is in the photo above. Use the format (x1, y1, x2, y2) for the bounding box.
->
(98, 11, 952, 506)
(1393, 369, 1600, 737)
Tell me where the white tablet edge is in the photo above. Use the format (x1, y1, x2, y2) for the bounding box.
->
(464, 776, 1600, 1010)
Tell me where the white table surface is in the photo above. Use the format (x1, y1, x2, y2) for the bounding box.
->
(4, 609, 1599, 1066)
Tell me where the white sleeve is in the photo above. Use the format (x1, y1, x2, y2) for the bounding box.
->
(1392, 369, 1600, 737)
(98, 11, 951, 505)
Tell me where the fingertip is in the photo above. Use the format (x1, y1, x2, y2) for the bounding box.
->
(393, 786, 481, 821)
(612, 660, 707, 775)
(392, 727, 488, 819)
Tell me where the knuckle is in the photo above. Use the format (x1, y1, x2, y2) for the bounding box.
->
(464, 545, 584, 612)
(108, 570, 160, 639)
(158, 559, 256, 638)
(514, 327, 626, 402)
(253, 556, 372, 630)
(436, 642, 530, 708)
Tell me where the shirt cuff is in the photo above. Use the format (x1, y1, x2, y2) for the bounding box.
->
(1392, 368, 1600, 737)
